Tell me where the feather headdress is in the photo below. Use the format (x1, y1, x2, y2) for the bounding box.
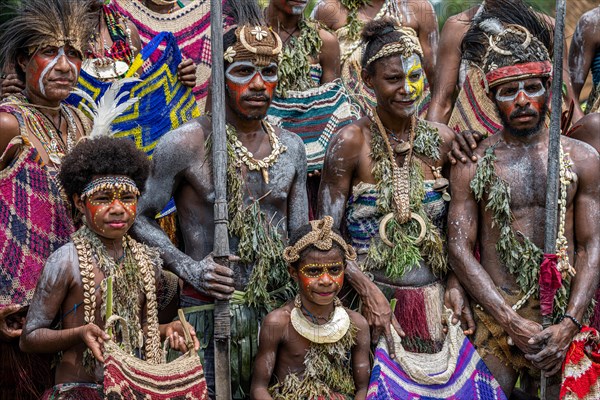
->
(73, 78, 140, 138)
(460, 0, 553, 89)
(0, 0, 95, 70)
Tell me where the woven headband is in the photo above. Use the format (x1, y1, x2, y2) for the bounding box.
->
(365, 28, 423, 68)
(283, 216, 357, 263)
(485, 60, 552, 89)
(81, 176, 140, 200)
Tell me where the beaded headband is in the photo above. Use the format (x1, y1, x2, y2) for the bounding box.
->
(283, 216, 357, 264)
(365, 27, 423, 68)
(81, 176, 140, 200)
(224, 24, 282, 67)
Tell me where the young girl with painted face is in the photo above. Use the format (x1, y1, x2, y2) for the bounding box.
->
(250, 216, 371, 400)
(19, 137, 200, 399)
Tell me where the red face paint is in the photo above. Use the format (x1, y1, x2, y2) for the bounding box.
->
(294, 248, 345, 307)
(83, 189, 137, 241)
(225, 61, 277, 119)
(25, 45, 81, 101)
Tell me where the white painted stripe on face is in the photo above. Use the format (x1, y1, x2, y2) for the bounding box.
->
(38, 47, 78, 96)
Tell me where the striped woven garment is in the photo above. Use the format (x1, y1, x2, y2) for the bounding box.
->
(267, 80, 358, 172)
(367, 317, 507, 400)
(112, 0, 225, 111)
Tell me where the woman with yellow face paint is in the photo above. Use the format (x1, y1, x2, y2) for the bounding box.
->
(318, 17, 476, 364)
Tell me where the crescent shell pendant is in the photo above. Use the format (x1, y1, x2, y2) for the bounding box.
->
(379, 212, 427, 247)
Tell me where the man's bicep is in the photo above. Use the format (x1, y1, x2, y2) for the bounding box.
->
(448, 164, 479, 250)
(573, 155, 600, 250)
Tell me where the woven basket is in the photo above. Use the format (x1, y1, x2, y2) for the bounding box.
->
(103, 311, 208, 399)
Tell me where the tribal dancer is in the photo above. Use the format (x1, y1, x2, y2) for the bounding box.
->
(265, 0, 357, 217)
(569, 5, 600, 114)
(0, 1, 93, 398)
(448, 6, 600, 397)
(20, 137, 199, 399)
(318, 17, 475, 363)
(312, 0, 438, 116)
(427, 0, 584, 131)
(251, 217, 370, 400)
(132, 4, 396, 398)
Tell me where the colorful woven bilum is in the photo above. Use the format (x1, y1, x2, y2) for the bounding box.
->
(267, 80, 359, 172)
(103, 315, 208, 400)
(560, 327, 600, 400)
(112, 0, 224, 110)
(448, 68, 503, 137)
(0, 137, 73, 309)
(367, 310, 507, 400)
(67, 32, 199, 216)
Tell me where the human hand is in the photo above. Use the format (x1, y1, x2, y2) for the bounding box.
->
(165, 319, 200, 353)
(506, 316, 543, 355)
(443, 279, 475, 335)
(0, 72, 25, 99)
(448, 130, 484, 165)
(80, 323, 109, 362)
(308, 170, 321, 178)
(356, 271, 404, 359)
(185, 254, 237, 300)
(525, 321, 578, 377)
(177, 59, 196, 88)
(0, 304, 26, 341)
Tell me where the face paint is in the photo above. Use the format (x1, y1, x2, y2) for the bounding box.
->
(26, 46, 80, 98)
(225, 61, 277, 119)
(400, 54, 424, 101)
(83, 188, 138, 240)
(495, 79, 546, 102)
(294, 249, 345, 306)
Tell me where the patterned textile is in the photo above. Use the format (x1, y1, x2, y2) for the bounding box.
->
(586, 83, 600, 114)
(561, 327, 600, 400)
(41, 383, 103, 400)
(267, 80, 358, 172)
(0, 135, 73, 309)
(367, 323, 507, 400)
(112, 0, 226, 110)
(448, 67, 502, 137)
(310, 64, 323, 85)
(591, 49, 600, 86)
(345, 181, 446, 254)
(377, 281, 445, 354)
(67, 32, 200, 158)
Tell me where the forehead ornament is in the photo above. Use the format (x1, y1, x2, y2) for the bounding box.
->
(81, 176, 140, 200)
(224, 24, 282, 67)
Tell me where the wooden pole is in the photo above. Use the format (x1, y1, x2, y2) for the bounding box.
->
(210, 0, 232, 398)
(540, 0, 566, 397)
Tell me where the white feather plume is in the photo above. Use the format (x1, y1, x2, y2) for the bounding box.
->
(479, 18, 505, 36)
(72, 77, 141, 138)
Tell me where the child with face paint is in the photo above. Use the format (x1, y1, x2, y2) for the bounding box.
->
(19, 137, 200, 399)
(251, 216, 371, 400)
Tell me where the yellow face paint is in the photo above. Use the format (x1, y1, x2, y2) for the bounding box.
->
(401, 54, 425, 101)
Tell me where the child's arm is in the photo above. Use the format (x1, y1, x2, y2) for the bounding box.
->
(350, 311, 371, 400)
(20, 245, 109, 361)
(250, 310, 286, 400)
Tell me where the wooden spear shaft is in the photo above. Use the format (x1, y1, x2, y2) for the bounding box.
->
(540, 0, 566, 397)
(210, 0, 232, 398)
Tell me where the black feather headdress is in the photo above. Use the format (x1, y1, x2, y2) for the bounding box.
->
(461, 0, 553, 89)
(0, 0, 95, 70)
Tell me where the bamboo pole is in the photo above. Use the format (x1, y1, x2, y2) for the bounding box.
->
(210, 0, 232, 398)
(540, 0, 566, 397)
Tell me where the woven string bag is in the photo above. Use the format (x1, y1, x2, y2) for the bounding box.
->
(367, 308, 508, 400)
(103, 309, 208, 400)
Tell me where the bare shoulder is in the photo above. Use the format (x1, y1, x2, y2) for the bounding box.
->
(317, 25, 339, 47)
(262, 304, 293, 332)
(41, 242, 79, 283)
(427, 120, 455, 144)
(578, 8, 600, 42)
(152, 117, 207, 164)
(0, 112, 21, 151)
(569, 113, 599, 153)
(312, 0, 344, 29)
(346, 308, 369, 332)
(277, 126, 305, 155)
(562, 135, 600, 173)
(330, 118, 368, 151)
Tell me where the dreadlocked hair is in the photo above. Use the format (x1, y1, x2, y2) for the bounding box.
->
(0, 0, 95, 82)
(461, 0, 552, 72)
(288, 223, 346, 270)
(360, 17, 422, 75)
(59, 137, 150, 203)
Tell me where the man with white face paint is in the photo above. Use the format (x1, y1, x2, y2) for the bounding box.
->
(0, 0, 94, 398)
(318, 18, 478, 378)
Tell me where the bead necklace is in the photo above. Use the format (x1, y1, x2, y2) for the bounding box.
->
(227, 120, 287, 184)
(30, 104, 77, 165)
